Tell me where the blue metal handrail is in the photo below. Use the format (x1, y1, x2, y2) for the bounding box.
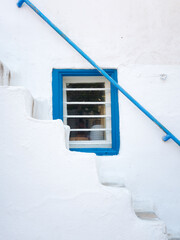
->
(17, 0, 180, 146)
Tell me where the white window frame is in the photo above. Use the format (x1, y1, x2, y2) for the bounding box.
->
(63, 76, 112, 149)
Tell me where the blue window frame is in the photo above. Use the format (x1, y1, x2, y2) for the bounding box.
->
(52, 69, 120, 156)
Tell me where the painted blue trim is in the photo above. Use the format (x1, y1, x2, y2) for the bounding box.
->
(52, 70, 63, 120)
(110, 70, 120, 154)
(18, 0, 180, 146)
(70, 148, 118, 156)
(162, 135, 171, 142)
(17, 0, 25, 7)
(52, 69, 120, 156)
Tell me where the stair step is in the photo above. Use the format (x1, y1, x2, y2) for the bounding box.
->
(167, 233, 180, 240)
(135, 211, 159, 221)
(168, 238, 180, 240)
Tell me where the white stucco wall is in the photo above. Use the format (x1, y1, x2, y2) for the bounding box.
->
(0, 86, 168, 240)
(0, 0, 180, 237)
(97, 65, 180, 237)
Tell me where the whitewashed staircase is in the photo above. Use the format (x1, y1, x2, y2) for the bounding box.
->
(0, 61, 177, 240)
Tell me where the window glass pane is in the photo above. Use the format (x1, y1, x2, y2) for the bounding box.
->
(70, 131, 106, 141)
(67, 90, 105, 102)
(67, 104, 106, 115)
(66, 83, 105, 88)
(63, 75, 113, 152)
(67, 118, 106, 129)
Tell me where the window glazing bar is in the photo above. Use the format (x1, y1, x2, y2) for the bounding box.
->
(65, 102, 110, 105)
(70, 129, 111, 132)
(17, 0, 180, 146)
(64, 115, 110, 118)
(63, 88, 110, 91)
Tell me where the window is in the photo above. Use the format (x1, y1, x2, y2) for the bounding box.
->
(52, 69, 120, 156)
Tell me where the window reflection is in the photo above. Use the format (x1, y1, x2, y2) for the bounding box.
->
(67, 90, 105, 102)
(69, 118, 106, 141)
(67, 118, 105, 129)
(67, 104, 105, 115)
(65, 81, 109, 142)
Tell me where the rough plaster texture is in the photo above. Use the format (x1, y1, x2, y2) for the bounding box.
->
(97, 65, 180, 236)
(0, 0, 180, 236)
(0, 61, 10, 86)
(0, 87, 168, 239)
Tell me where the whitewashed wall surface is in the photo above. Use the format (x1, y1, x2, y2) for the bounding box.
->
(0, 0, 180, 238)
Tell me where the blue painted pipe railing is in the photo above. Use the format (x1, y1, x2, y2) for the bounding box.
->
(17, 0, 180, 146)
